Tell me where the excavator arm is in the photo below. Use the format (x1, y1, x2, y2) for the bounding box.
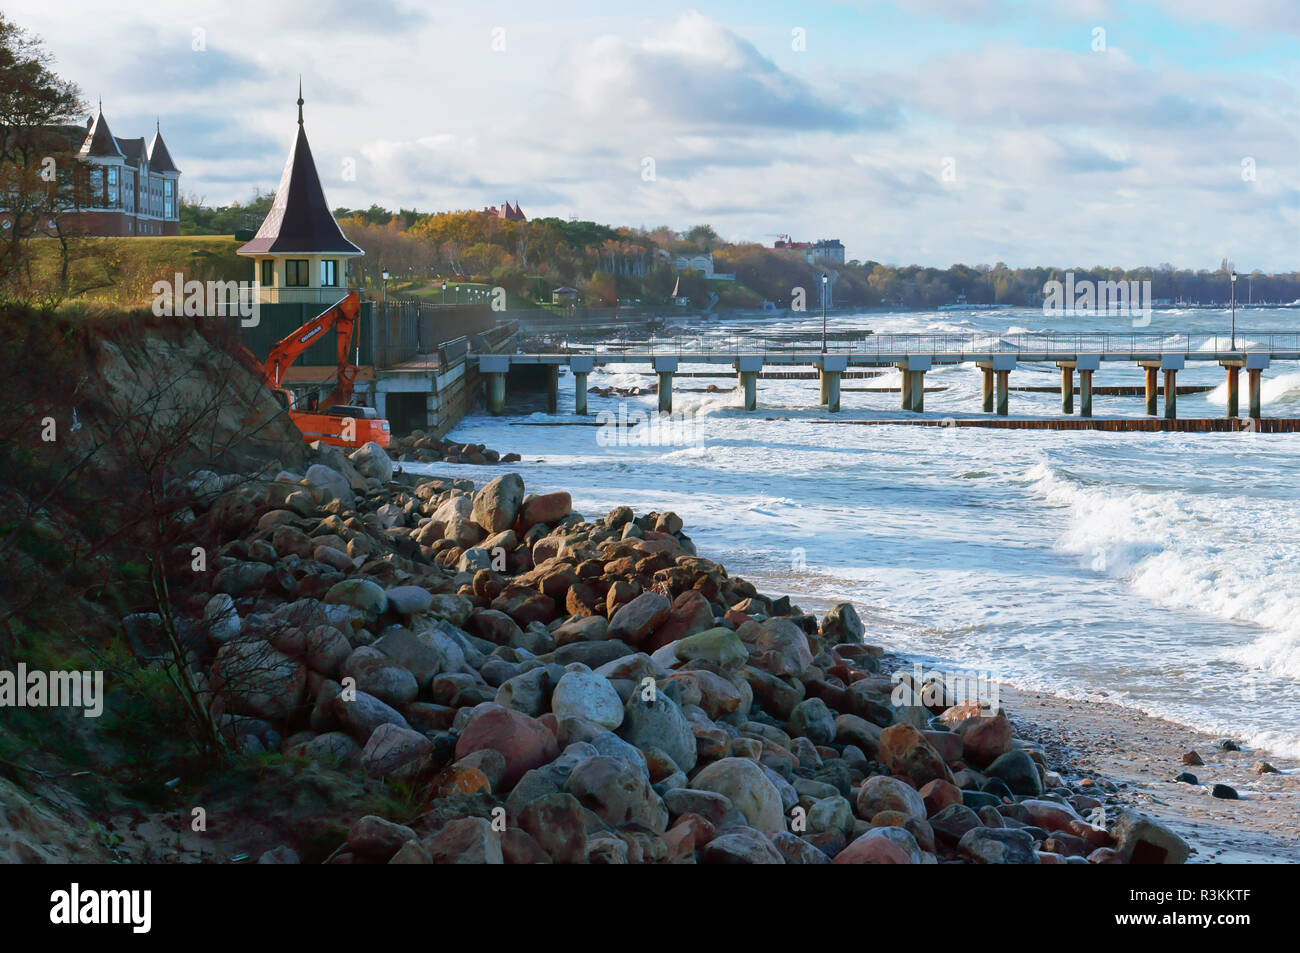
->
(263, 292, 361, 407)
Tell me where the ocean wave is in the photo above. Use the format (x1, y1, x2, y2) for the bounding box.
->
(1026, 461, 1300, 682)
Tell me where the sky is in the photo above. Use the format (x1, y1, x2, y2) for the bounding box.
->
(8, 0, 1300, 270)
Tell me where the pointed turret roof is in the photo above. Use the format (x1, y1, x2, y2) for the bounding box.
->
(80, 104, 124, 159)
(238, 84, 363, 257)
(148, 121, 180, 173)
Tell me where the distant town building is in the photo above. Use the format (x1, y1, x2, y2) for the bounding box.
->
(773, 234, 845, 266)
(664, 250, 735, 281)
(0, 104, 182, 236)
(482, 201, 527, 222)
(551, 285, 579, 306)
(237, 86, 364, 304)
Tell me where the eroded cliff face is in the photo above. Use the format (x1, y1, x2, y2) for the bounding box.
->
(69, 319, 306, 480)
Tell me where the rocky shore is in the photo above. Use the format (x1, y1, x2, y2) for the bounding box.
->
(159, 443, 1193, 864)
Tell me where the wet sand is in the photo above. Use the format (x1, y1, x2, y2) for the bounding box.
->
(999, 684, 1300, 863)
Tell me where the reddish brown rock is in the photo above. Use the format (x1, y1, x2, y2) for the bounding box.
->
(454, 703, 559, 788)
(919, 779, 963, 817)
(878, 723, 955, 789)
(520, 492, 572, 530)
(606, 591, 672, 646)
(644, 590, 714, 651)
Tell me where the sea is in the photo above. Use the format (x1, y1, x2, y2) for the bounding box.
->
(413, 305, 1300, 759)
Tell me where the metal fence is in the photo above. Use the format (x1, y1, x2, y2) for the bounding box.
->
(556, 330, 1300, 357)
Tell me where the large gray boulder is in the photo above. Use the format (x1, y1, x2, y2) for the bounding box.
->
(472, 473, 526, 534)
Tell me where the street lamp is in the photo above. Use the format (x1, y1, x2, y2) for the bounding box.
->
(821, 272, 829, 353)
(442, 281, 447, 305)
(381, 269, 390, 305)
(1230, 270, 1237, 351)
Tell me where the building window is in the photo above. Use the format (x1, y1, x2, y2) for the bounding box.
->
(320, 259, 338, 287)
(164, 179, 174, 218)
(285, 260, 309, 287)
(261, 259, 274, 287)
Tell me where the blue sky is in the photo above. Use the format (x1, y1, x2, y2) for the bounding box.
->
(8, 0, 1299, 269)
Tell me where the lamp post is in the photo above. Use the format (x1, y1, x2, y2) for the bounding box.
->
(821, 272, 828, 353)
(381, 269, 390, 305)
(1230, 270, 1237, 351)
(441, 281, 447, 305)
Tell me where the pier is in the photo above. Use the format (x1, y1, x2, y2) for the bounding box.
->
(474, 331, 1296, 421)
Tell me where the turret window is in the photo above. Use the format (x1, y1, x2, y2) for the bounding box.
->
(320, 259, 338, 287)
(285, 260, 309, 286)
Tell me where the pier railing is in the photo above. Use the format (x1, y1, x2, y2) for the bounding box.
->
(558, 330, 1300, 357)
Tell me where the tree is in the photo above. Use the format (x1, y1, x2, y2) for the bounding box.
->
(0, 13, 86, 297)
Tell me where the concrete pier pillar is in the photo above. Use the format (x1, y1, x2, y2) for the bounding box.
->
(736, 356, 762, 412)
(1157, 355, 1184, 422)
(739, 371, 757, 411)
(653, 356, 678, 415)
(825, 371, 842, 413)
(982, 367, 994, 413)
(1143, 365, 1159, 416)
(910, 371, 926, 412)
(1059, 365, 1074, 414)
(896, 356, 931, 413)
(818, 370, 829, 406)
(545, 364, 559, 414)
(658, 373, 673, 413)
(1245, 354, 1269, 420)
(570, 356, 594, 417)
(1079, 369, 1094, 418)
(995, 370, 1010, 415)
(488, 373, 506, 416)
(1222, 363, 1240, 418)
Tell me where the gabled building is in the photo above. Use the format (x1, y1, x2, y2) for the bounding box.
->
(7, 104, 183, 236)
(237, 86, 364, 304)
(482, 201, 526, 222)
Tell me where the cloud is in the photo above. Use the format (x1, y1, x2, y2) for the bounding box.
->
(567, 12, 862, 132)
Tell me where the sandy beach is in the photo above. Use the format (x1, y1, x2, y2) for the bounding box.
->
(998, 683, 1300, 863)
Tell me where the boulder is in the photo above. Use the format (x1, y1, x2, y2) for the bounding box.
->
(360, 723, 432, 777)
(551, 671, 624, 730)
(349, 441, 393, 483)
(304, 464, 354, 507)
(821, 603, 864, 644)
(878, 723, 955, 789)
(1111, 810, 1191, 865)
(385, 586, 433, 615)
(855, 775, 926, 822)
(620, 690, 697, 774)
(472, 473, 526, 533)
(691, 758, 785, 833)
(209, 639, 306, 720)
(957, 827, 1040, 865)
(455, 703, 560, 788)
(564, 756, 668, 832)
(606, 592, 672, 646)
(324, 579, 388, 617)
(701, 828, 785, 864)
(423, 817, 503, 864)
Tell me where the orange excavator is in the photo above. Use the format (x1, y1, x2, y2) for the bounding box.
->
(257, 292, 391, 448)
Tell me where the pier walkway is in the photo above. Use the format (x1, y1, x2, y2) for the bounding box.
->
(474, 331, 1298, 419)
